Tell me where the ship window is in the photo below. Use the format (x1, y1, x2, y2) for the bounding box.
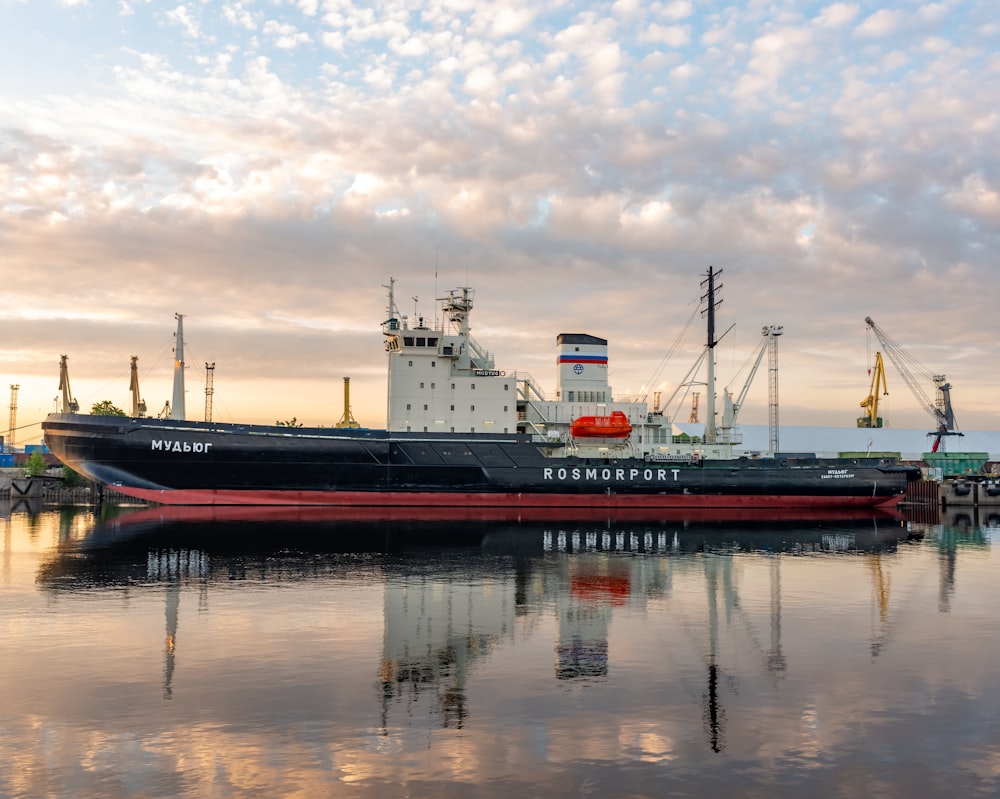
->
(404, 337, 414, 346)
(450, 405, 454, 411)
(471, 383, 475, 389)
(431, 382, 435, 389)
(416, 338, 425, 346)
(443, 346, 453, 355)
(436, 444, 477, 463)
(423, 426, 427, 432)
(406, 404, 411, 410)
(503, 406, 508, 412)
(423, 404, 428, 411)
(405, 444, 444, 464)
(408, 360, 413, 367)
(504, 384, 509, 391)
(431, 361, 436, 367)
(428, 338, 438, 346)
(420, 382, 424, 388)
(451, 383, 455, 390)
(471, 405, 475, 411)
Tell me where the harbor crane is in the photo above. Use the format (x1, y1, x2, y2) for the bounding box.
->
(7, 384, 18, 450)
(130, 356, 147, 418)
(204, 362, 215, 423)
(857, 351, 888, 428)
(864, 317, 960, 451)
(336, 377, 361, 429)
(58, 355, 79, 413)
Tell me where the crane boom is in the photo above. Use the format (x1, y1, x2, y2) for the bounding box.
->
(726, 333, 768, 422)
(863, 317, 960, 450)
(720, 325, 783, 451)
(721, 328, 769, 428)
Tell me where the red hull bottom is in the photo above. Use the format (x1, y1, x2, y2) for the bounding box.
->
(112, 487, 906, 511)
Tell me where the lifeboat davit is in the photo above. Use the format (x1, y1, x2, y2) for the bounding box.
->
(570, 410, 632, 439)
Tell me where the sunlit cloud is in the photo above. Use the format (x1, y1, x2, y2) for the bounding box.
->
(0, 0, 996, 437)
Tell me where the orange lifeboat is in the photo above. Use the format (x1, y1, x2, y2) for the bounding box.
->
(570, 410, 632, 439)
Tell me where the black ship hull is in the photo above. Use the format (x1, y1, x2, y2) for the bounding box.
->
(42, 413, 916, 509)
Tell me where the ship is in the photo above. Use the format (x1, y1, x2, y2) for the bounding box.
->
(41, 268, 918, 509)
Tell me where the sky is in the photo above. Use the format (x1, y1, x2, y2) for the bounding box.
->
(1, 0, 998, 445)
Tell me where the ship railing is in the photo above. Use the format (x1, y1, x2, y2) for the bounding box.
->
(514, 372, 548, 402)
(467, 336, 492, 368)
(531, 432, 567, 445)
(714, 429, 744, 446)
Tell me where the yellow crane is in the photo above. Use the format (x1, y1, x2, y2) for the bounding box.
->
(857, 351, 888, 428)
(130, 356, 147, 418)
(336, 377, 360, 429)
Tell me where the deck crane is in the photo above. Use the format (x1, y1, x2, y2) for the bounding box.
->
(720, 325, 783, 451)
(863, 317, 961, 452)
(720, 329, 769, 429)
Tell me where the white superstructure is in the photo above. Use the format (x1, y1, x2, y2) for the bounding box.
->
(381, 279, 737, 461)
(383, 280, 515, 434)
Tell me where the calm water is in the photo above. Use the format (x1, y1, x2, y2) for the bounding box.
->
(2, 501, 999, 799)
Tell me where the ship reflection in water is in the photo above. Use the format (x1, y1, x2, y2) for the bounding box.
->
(6, 503, 1000, 798)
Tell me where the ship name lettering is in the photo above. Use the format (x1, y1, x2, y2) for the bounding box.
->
(822, 470, 854, 480)
(474, 369, 505, 377)
(151, 439, 213, 454)
(542, 466, 680, 482)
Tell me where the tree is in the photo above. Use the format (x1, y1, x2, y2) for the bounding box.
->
(91, 400, 126, 416)
(24, 451, 47, 477)
(62, 465, 84, 486)
(275, 417, 303, 428)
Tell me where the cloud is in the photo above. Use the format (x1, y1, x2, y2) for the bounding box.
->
(854, 9, 901, 38)
(815, 3, 859, 29)
(640, 24, 691, 48)
(1, 0, 998, 433)
(223, 2, 257, 31)
(165, 4, 202, 39)
(732, 26, 814, 102)
(945, 173, 1000, 222)
(263, 20, 312, 49)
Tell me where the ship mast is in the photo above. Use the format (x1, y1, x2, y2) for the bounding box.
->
(701, 267, 722, 445)
(383, 277, 400, 329)
(171, 313, 186, 420)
